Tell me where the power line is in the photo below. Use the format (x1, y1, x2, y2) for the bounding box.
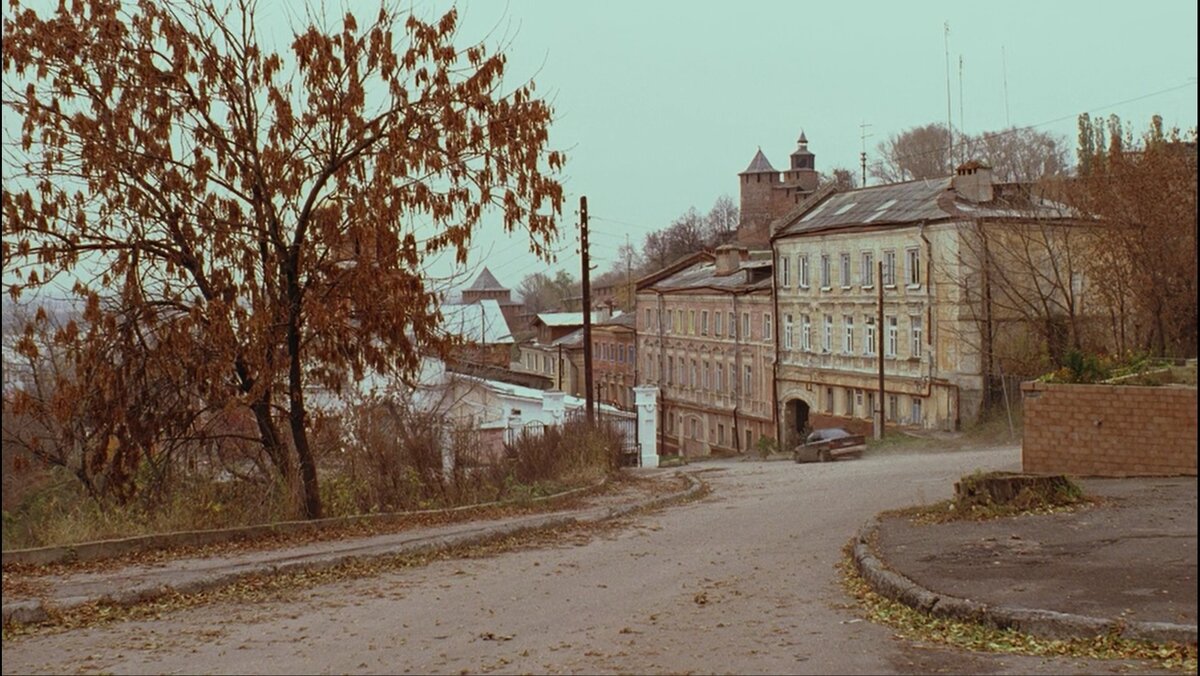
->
(867, 80, 1198, 171)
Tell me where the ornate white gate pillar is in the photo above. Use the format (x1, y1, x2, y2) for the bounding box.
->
(633, 386, 659, 468)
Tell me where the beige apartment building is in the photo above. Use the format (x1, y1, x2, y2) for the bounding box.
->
(770, 163, 1077, 445)
(636, 247, 776, 457)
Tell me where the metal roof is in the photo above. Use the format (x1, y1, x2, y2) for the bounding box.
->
(779, 178, 951, 236)
(774, 176, 1076, 238)
(535, 310, 621, 328)
(740, 149, 778, 175)
(440, 299, 513, 344)
(644, 257, 773, 294)
(466, 267, 507, 291)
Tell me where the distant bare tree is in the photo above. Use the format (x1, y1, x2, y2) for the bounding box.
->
(872, 123, 954, 183)
(820, 167, 858, 191)
(704, 195, 739, 246)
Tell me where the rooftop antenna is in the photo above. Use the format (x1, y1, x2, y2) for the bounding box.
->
(1001, 45, 1012, 128)
(944, 21, 954, 171)
(859, 120, 873, 187)
(959, 54, 965, 163)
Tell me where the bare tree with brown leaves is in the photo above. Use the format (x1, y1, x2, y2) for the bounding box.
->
(2, 0, 565, 518)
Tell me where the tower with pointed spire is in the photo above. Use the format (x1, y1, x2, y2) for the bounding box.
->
(736, 130, 819, 247)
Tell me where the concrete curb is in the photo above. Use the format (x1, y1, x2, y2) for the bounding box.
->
(852, 516, 1198, 646)
(2, 473, 703, 627)
(2, 477, 609, 568)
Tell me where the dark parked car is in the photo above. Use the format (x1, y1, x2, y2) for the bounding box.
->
(793, 427, 866, 463)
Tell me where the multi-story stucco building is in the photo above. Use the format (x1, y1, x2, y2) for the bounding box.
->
(592, 312, 638, 410)
(636, 247, 776, 456)
(770, 162, 1076, 445)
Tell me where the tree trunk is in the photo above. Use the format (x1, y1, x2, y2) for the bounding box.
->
(286, 282, 323, 520)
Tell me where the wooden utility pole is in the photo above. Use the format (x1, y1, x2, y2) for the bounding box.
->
(581, 195, 595, 423)
(875, 260, 885, 440)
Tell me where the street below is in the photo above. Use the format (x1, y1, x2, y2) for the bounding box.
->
(1, 446, 1171, 674)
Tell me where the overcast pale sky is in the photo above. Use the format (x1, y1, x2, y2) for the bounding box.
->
(4, 0, 1197, 303)
(429, 0, 1197, 293)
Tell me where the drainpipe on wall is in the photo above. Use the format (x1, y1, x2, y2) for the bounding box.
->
(656, 291, 668, 455)
(770, 253, 783, 447)
(918, 219, 938, 428)
(732, 292, 742, 453)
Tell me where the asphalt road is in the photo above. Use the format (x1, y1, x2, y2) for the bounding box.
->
(1, 446, 1171, 674)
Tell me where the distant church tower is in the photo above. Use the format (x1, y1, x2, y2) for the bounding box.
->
(736, 130, 819, 248)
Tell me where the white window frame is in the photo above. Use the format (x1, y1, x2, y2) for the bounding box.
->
(911, 314, 923, 358)
(801, 314, 812, 351)
(861, 251, 874, 288)
(883, 250, 897, 287)
(886, 315, 898, 357)
(823, 314, 833, 353)
(728, 312, 736, 338)
(906, 247, 922, 288)
(864, 317, 877, 356)
(784, 314, 794, 350)
(716, 363, 724, 391)
(911, 397, 923, 425)
(820, 254, 832, 289)
(763, 313, 772, 343)
(743, 365, 752, 397)
(780, 255, 791, 288)
(742, 312, 751, 339)
(842, 315, 854, 353)
(715, 311, 724, 337)
(840, 252, 852, 288)
(701, 310, 709, 336)
(799, 254, 810, 289)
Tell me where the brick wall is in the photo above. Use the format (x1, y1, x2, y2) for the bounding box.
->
(1021, 381, 1198, 477)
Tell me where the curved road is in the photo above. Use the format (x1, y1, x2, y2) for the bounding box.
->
(2, 446, 1166, 674)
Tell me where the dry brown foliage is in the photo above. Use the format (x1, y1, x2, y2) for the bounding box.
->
(2, 0, 565, 518)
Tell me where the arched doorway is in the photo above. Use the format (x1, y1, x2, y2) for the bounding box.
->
(784, 398, 811, 450)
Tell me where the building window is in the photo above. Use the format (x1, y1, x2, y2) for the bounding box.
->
(715, 311, 724, 337)
(729, 362, 737, 394)
(799, 254, 810, 289)
(784, 314, 794, 350)
(865, 317, 877, 356)
(886, 316, 898, 357)
(763, 313, 772, 343)
(645, 308, 652, 328)
(619, 344, 626, 363)
(745, 428, 753, 452)
(718, 424, 725, 446)
(629, 345, 635, 363)
(820, 254, 832, 289)
(843, 315, 854, 353)
(911, 315, 923, 358)
(825, 386, 834, 413)
(911, 397, 923, 425)
(671, 310, 678, 334)
(702, 361, 710, 389)
(906, 247, 921, 287)
(716, 363, 724, 391)
(883, 250, 896, 286)
(728, 312, 736, 338)
(823, 314, 833, 352)
(742, 312, 751, 339)
(887, 394, 899, 422)
(845, 387, 855, 416)
(780, 255, 791, 288)
(866, 391, 876, 420)
(840, 252, 852, 288)
(801, 314, 812, 351)
(862, 251, 874, 287)
(690, 418, 699, 440)
(744, 365, 752, 398)
(667, 356, 674, 385)
(691, 359, 698, 388)
(690, 310, 697, 335)
(701, 311, 709, 336)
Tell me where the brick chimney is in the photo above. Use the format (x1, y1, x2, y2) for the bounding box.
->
(714, 245, 749, 277)
(952, 160, 994, 203)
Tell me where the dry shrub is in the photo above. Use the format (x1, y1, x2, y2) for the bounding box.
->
(503, 418, 624, 487)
